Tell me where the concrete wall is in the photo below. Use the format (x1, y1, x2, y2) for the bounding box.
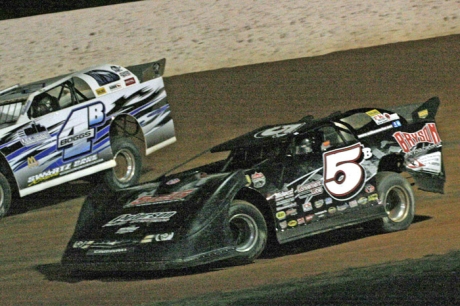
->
(0, 0, 459, 87)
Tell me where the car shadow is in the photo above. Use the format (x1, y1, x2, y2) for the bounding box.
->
(8, 180, 96, 216)
(35, 214, 431, 283)
(261, 214, 431, 259)
(35, 262, 223, 283)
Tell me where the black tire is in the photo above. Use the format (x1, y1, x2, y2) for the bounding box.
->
(375, 172, 415, 233)
(0, 172, 12, 218)
(227, 200, 267, 265)
(103, 137, 142, 190)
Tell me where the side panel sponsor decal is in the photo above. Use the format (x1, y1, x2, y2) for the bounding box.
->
(392, 123, 441, 153)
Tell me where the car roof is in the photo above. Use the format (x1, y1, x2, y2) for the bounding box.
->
(0, 64, 129, 105)
(210, 111, 345, 152)
(210, 106, 412, 153)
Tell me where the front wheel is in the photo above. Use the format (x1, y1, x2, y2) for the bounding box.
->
(104, 137, 142, 190)
(227, 200, 267, 265)
(0, 172, 12, 218)
(376, 172, 415, 233)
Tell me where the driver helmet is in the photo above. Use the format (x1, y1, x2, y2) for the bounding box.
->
(33, 94, 54, 117)
(295, 138, 312, 155)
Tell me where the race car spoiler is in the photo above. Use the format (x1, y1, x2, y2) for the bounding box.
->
(127, 58, 166, 82)
(388, 96, 440, 124)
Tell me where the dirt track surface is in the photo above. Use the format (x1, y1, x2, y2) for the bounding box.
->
(1, 35, 459, 305)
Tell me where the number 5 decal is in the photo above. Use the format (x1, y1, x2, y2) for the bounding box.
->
(323, 143, 365, 200)
(57, 102, 105, 160)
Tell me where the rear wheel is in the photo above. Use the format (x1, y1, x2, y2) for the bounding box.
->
(0, 172, 12, 218)
(104, 137, 142, 190)
(227, 200, 267, 265)
(376, 172, 415, 233)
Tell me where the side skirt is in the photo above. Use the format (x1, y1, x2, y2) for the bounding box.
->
(277, 205, 386, 244)
(19, 160, 116, 197)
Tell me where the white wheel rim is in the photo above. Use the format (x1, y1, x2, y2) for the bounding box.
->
(113, 149, 135, 183)
(384, 186, 410, 223)
(229, 213, 259, 253)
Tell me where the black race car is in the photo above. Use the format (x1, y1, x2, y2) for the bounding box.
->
(62, 97, 445, 272)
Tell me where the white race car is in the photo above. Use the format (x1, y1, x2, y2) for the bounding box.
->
(0, 59, 175, 217)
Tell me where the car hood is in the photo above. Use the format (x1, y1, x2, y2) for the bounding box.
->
(73, 170, 246, 242)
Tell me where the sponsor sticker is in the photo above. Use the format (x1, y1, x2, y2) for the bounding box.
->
(366, 109, 400, 125)
(392, 120, 402, 128)
(103, 212, 177, 227)
(296, 180, 323, 197)
(111, 65, 122, 72)
(109, 83, 123, 91)
(358, 197, 368, 205)
(297, 217, 306, 225)
(274, 189, 297, 211)
(254, 123, 304, 139)
(20, 130, 51, 146)
(73, 153, 99, 168)
(365, 184, 375, 193)
(166, 178, 180, 185)
(302, 202, 313, 212)
(73, 241, 94, 249)
(27, 156, 39, 168)
(406, 152, 442, 173)
(358, 125, 393, 138)
(27, 164, 72, 186)
(337, 203, 349, 212)
(286, 208, 298, 216)
(87, 248, 129, 255)
(368, 193, 379, 202)
(251, 172, 266, 188)
(349, 200, 358, 208)
(418, 109, 429, 119)
(141, 232, 174, 243)
(125, 189, 195, 207)
(314, 199, 324, 209)
(125, 77, 136, 86)
(315, 210, 327, 218)
(276, 211, 286, 220)
(96, 87, 107, 96)
(115, 226, 139, 234)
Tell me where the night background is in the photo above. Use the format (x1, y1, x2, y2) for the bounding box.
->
(0, 0, 139, 19)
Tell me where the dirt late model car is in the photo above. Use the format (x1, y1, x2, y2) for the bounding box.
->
(62, 97, 445, 272)
(0, 59, 175, 217)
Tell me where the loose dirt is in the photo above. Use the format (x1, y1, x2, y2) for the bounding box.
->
(0, 34, 459, 305)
